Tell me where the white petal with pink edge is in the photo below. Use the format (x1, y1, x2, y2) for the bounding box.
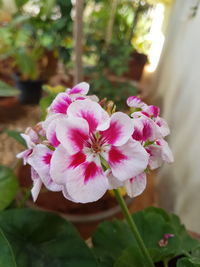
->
(101, 112, 134, 146)
(132, 117, 162, 142)
(127, 96, 147, 108)
(105, 170, 123, 189)
(124, 172, 147, 197)
(105, 139, 149, 181)
(155, 117, 170, 137)
(30, 168, 42, 202)
(69, 82, 90, 95)
(46, 119, 60, 147)
(28, 144, 62, 192)
(146, 139, 173, 170)
(56, 117, 89, 154)
(67, 99, 110, 132)
(65, 161, 109, 203)
(20, 133, 35, 148)
(25, 127, 39, 143)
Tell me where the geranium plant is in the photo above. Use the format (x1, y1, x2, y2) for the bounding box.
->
(1, 82, 200, 266)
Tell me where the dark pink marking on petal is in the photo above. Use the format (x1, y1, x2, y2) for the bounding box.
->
(80, 111, 98, 132)
(69, 151, 86, 168)
(132, 127, 143, 141)
(145, 147, 153, 156)
(101, 121, 122, 145)
(83, 161, 101, 183)
(156, 140, 161, 146)
(142, 122, 153, 141)
(69, 87, 82, 94)
(43, 153, 52, 165)
(76, 96, 86, 100)
(141, 111, 150, 117)
(149, 105, 160, 117)
(69, 128, 89, 150)
(52, 95, 72, 114)
(108, 146, 127, 165)
(51, 132, 60, 147)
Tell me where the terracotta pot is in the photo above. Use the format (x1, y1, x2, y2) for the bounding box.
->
(124, 51, 148, 81)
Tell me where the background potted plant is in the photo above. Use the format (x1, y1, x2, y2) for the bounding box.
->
(0, 0, 73, 104)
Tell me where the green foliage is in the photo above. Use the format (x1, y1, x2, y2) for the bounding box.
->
(89, 77, 137, 110)
(0, 0, 73, 80)
(0, 228, 16, 267)
(92, 207, 200, 266)
(39, 95, 55, 119)
(0, 81, 19, 97)
(40, 84, 65, 119)
(0, 209, 98, 267)
(5, 130, 27, 148)
(0, 166, 19, 211)
(114, 245, 146, 267)
(0, 207, 199, 266)
(14, 0, 29, 9)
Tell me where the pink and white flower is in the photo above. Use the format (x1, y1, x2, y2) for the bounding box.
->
(50, 100, 149, 203)
(17, 88, 173, 203)
(127, 96, 147, 109)
(17, 127, 62, 201)
(106, 170, 147, 198)
(146, 139, 174, 170)
(48, 82, 90, 115)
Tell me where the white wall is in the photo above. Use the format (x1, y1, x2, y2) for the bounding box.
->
(154, 0, 200, 233)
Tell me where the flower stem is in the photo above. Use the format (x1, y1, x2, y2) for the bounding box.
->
(113, 188, 154, 267)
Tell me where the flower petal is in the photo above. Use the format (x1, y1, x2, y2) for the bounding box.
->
(132, 116, 161, 142)
(124, 172, 147, 197)
(106, 139, 149, 181)
(46, 119, 61, 147)
(105, 170, 123, 189)
(49, 92, 72, 114)
(28, 144, 62, 192)
(69, 82, 89, 95)
(20, 133, 35, 149)
(127, 96, 146, 108)
(65, 162, 109, 203)
(56, 117, 89, 154)
(31, 168, 42, 202)
(155, 117, 170, 137)
(101, 112, 134, 146)
(50, 145, 70, 184)
(67, 99, 109, 132)
(146, 139, 173, 170)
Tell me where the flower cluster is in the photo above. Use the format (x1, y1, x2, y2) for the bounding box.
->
(17, 82, 173, 203)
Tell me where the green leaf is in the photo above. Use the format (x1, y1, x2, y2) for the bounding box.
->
(169, 213, 199, 253)
(39, 95, 55, 120)
(92, 219, 135, 267)
(0, 228, 16, 267)
(177, 257, 200, 267)
(0, 208, 98, 267)
(92, 207, 200, 266)
(5, 130, 27, 148)
(14, 0, 29, 8)
(0, 166, 19, 211)
(0, 81, 19, 97)
(114, 245, 146, 267)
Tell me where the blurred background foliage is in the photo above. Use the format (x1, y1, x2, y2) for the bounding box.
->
(0, 0, 169, 107)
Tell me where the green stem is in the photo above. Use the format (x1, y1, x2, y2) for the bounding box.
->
(163, 258, 169, 267)
(113, 189, 154, 267)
